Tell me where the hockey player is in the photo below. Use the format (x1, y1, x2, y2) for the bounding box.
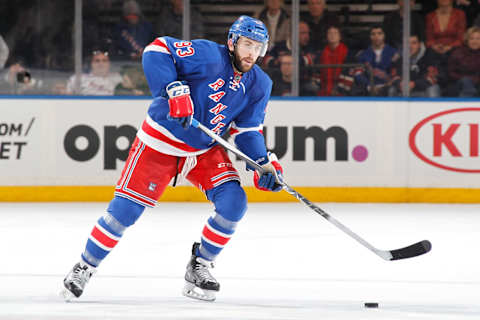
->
(62, 15, 283, 302)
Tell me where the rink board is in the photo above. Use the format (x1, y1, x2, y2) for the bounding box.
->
(0, 97, 480, 202)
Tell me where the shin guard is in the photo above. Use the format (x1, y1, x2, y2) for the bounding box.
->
(82, 196, 145, 267)
(198, 181, 247, 261)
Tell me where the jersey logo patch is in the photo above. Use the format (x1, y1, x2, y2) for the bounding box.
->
(148, 182, 157, 191)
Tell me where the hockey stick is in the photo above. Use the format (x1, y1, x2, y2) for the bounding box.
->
(191, 118, 432, 261)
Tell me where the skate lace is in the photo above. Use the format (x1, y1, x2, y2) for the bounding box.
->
(194, 258, 215, 281)
(71, 265, 90, 285)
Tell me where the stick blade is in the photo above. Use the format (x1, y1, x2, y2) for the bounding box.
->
(389, 240, 432, 261)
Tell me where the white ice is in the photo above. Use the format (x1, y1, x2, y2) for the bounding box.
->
(1, 201, 479, 319)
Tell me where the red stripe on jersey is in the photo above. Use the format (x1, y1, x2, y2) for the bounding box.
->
(91, 226, 118, 248)
(151, 38, 170, 52)
(141, 120, 200, 152)
(202, 225, 230, 246)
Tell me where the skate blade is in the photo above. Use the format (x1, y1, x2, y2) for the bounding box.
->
(60, 287, 76, 302)
(182, 281, 216, 302)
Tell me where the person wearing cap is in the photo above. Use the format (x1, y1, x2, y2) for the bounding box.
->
(113, 0, 154, 60)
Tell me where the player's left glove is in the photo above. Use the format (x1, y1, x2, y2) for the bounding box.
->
(166, 80, 194, 129)
(253, 152, 284, 192)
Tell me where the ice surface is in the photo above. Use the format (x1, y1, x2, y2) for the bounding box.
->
(1, 202, 479, 319)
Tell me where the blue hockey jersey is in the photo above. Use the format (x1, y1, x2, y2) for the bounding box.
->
(138, 36, 273, 165)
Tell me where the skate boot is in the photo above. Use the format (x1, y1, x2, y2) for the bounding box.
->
(182, 242, 220, 301)
(61, 260, 96, 301)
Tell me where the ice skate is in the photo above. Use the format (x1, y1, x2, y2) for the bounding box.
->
(182, 242, 220, 302)
(61, 260, 96, 301)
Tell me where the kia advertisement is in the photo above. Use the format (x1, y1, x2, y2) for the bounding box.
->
(410, 107, 480, 173)
(408, 103, 480, 188)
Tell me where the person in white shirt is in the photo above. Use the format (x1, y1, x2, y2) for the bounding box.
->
(67, 50, 122, 95)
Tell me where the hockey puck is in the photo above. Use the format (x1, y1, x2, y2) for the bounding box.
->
(364, 302, 379, 308)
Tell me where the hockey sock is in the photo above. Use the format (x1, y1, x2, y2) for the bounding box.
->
(199, 181, 247, 261)
(82, 196, 145, 267)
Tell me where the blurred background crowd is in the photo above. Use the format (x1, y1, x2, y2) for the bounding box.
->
(0, 0, 479, 97)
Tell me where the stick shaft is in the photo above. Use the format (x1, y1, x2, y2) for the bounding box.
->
(191, 118, 391, 259)
(191, 118, 430, 261)
(192, 119, 266, 174)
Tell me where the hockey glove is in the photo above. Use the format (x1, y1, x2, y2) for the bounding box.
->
(166, 80, 194, 129)
(253, 152, 284, 192)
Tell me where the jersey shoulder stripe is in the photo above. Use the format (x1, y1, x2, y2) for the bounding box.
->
(144, 37, 171, 54)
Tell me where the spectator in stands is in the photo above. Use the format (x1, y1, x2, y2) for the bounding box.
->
(263, 21, 316, 68)
(389, 34, 442, 97)
(301, 0, 339, 52)
(271, 54, 293, 96)
(317, 25, 351, 96)
(425, 0, 466, 57)
(352, 25, 400, 96)
(271, 54, 316, 96)
(418, 0, 476, 17)
(0, 58, 44, 95)
(113, 0, 154, 60)
(263, 21, 318, 95)
(254, 0, 291, 51)
(447, 26, 480, 96)
(156, 0, 205, 40)
(383, 0, 425, 50)
(0, 34, 9, 69)
(115, 65, 149, 96)
(66, 50, 122, 95)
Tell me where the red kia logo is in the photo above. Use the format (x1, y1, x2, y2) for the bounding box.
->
(409, 108, 480, 173)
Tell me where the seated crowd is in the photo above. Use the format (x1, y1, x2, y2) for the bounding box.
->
(261, 0, 480, 97)
(0, 0, 479, 97)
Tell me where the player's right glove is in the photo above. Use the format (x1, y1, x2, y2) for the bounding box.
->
(166, 80, 194, 129)
(253, 152, 284, 192)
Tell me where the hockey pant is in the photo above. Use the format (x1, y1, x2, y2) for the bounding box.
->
(81, 138, 246, 267)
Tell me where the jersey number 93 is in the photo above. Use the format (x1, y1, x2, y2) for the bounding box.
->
(174, 41, 195, 58)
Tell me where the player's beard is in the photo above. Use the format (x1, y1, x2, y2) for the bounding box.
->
(232, 49, 256, 73)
